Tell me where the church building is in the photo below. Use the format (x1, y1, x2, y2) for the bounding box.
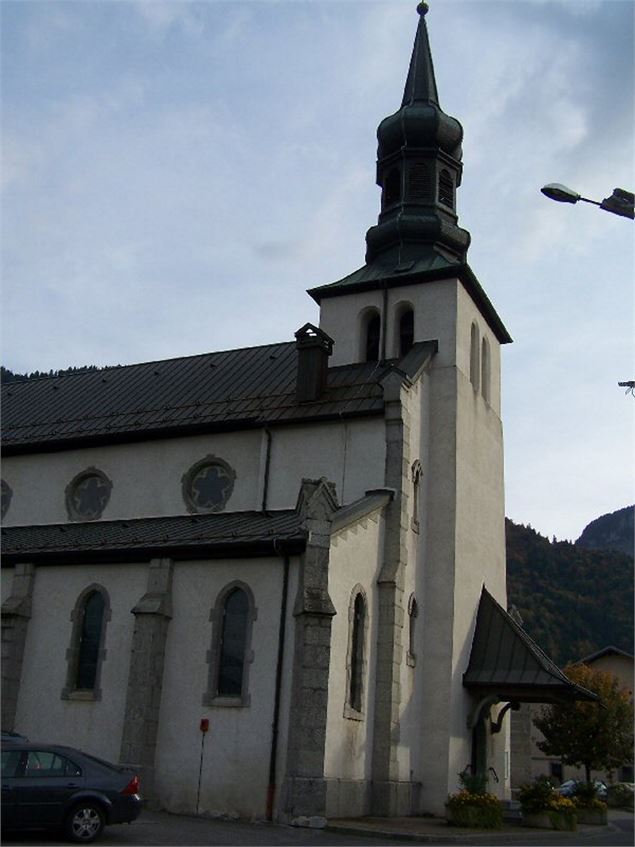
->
(2, 4, 590, 824)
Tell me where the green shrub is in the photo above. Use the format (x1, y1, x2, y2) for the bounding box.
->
(573, 782, 607, 809)
(607, 783, 634, 809)
(518, 777, 555, 814)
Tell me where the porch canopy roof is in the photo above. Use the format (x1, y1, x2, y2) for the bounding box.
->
(463, 587, 597, 705)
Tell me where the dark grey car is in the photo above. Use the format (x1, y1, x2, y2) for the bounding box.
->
(1, 740, 143, 843)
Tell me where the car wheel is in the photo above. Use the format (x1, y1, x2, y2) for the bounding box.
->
(64, 803, 105, 843)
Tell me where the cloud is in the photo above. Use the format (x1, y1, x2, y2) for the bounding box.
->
(131, 0, 204, 39)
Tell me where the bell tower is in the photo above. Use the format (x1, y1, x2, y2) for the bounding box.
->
(310, 3, 512, 816)
(308, 5, 510, 369)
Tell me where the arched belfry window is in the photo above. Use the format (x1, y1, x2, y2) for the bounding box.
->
(481, 337, 491, 403)
(360, 309, 381, 362)
(204, 582, 256, 707)
(399, 308, 414, 357)
(383, 167, 401, 209)
(438, 169, 454, 209)
(470, 322, 480, 391)
(62, 585, 111, 701)
(345, 586, 368, 719)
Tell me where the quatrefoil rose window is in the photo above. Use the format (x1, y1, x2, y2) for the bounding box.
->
(182, 456, 236, 514)
(66, 468, 112, 521)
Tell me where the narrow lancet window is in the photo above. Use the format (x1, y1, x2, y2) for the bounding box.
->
(481, 337, 491, 403)
(470, 322, 480, 391)
(349, 593, 366, 711)
(407, 594, 418, 666)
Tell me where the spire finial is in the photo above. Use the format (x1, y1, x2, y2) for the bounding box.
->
(402, 0, 438, 106)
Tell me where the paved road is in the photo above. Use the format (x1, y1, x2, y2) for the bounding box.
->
(3, 810, 407, 847)
(3, 809, 633, 846)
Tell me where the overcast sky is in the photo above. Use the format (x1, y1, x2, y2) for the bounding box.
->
(2, 0, 633, 542)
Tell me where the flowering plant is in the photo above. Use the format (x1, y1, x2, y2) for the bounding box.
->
(573, 796, 607, 810)
(548, 796, 576, 813)
(446, 771, 503, 829)
(446, 789, 501, 810)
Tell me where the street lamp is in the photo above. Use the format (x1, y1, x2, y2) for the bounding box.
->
(541, 184, 634, 219)
(542, 184, 634, 393)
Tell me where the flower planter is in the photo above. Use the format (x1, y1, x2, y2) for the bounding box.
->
(446, 803, 502, 829)
(522, 811, 577, 831)
(575, 807, 607, 825)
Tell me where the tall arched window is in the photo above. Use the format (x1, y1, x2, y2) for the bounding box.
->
(470, 322, 480, 391)
(345, 587, 367, 718)
(218, 588, 248, 696)
(204, 582, 256, 707)
(361, 309, 381, 362)
(481, 337, 491, 403)
(62, 585, 110, 701)
(76, 591, 105, 689)
(399, 308, 414, 357)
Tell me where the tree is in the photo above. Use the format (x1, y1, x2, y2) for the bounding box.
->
(533, 664, 633, 783)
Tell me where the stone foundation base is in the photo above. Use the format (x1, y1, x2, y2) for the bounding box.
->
(325, 779, 421, 818)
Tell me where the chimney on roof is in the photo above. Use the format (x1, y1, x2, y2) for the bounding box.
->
(295, 323, 334, 403)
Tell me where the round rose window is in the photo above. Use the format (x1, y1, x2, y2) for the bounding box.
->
(182, 456, 235, 514)
(66, 468, 112, 521)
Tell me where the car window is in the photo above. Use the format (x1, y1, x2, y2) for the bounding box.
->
(78, 751, 122, 773)
(1, 750, 22, 778)
(24, 751, 81, 777)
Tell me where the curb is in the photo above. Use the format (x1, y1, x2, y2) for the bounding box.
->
(325, 821, 616, 844)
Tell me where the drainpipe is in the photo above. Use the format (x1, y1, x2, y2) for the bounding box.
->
(266, 545, 290, 821)
(261, 427, 272, 512)
(381, 284, 388, 361)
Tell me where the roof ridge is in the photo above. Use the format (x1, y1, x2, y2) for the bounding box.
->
(2, 340, 297, 386)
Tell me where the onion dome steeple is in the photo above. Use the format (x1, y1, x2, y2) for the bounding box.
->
(365, 2, 471, 266)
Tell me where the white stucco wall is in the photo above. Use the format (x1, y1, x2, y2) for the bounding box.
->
(2, 419, 385, 527)
(402, 283, 508, 813)
(153, 556, 297, 820)
(265, 419, 385, 511)
(14, 562, 146, 760)
(320, 279, 462, 370)
(324, 511, 384, 784)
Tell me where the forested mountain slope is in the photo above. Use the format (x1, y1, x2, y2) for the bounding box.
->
(576, 505, 634, 558)
(506, 518, 634, 666)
